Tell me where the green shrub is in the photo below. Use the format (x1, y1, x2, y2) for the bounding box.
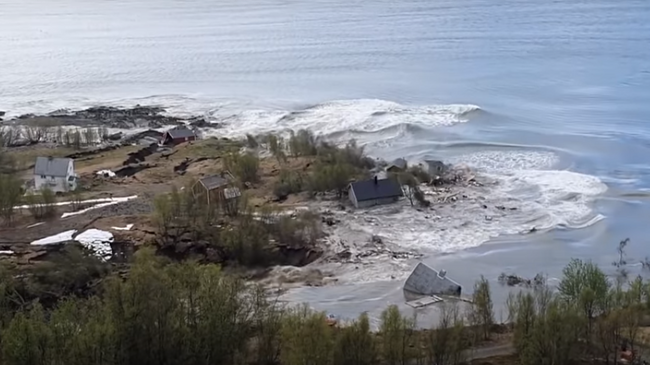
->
(225, 152, 260, 183)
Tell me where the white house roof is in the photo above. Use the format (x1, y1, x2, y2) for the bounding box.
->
(34, 157, 72, 177)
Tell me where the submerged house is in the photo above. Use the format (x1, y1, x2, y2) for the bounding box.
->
(348, 176, 403, 209)
(160, 128, 197, 146)
(386, 158, 407, 173)
(404, 262, 462, 297)
(33, 156, 77, 193)
(424, 160, 446, 178)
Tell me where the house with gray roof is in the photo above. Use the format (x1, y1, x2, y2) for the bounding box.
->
(348, 175, 403, 208)
(33, 156, 77, 193)
(424, 160, 446, 178)
(404, 262, 462, 297)
(386, 158, 407, 173)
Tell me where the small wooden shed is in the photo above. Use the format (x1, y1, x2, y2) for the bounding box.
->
(191, 172, 241, 210)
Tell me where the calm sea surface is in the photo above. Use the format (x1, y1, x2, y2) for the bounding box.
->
(2, 0, 650, 321)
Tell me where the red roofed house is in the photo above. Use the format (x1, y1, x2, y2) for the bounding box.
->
(160, 128, 197, 146)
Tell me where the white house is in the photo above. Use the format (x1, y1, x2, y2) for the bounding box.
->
(34, 156, 77, 193)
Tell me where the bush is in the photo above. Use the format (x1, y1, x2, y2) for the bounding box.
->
(24, 188, 57, 219)
(246, 133, 259, 149)
(288, 129, 319, 157)
(273, 170, 304, 200)
(407, 165, 431, 183)
(308, 161, 355, 197)
(225, 152, 260, 183)
(0, 173, 22, 223)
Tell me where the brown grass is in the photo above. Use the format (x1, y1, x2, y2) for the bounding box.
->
(8, 146, 75, 172)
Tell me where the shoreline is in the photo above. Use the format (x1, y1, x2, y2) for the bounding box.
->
(0, 104, 619, 323)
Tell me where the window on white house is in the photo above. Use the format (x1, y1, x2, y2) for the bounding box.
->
(40, 175, 46, 179)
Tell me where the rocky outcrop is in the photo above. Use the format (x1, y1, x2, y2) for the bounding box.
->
(12, 105, 187, 129)
(498, 272, 546, 288)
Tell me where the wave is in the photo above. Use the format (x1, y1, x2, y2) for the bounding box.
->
(208, 98, 481, 139)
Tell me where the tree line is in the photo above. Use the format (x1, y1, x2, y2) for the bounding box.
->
(0, 125, 111, 148)
(1, 240, 648, 365)
(0, 248, 496, 365)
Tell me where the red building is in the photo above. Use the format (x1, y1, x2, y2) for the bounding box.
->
(160, 128, 197, 145)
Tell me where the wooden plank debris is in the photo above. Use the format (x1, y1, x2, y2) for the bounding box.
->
(405, 295, 443, 308)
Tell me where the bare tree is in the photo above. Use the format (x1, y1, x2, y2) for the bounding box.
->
(427, 302, 468, 365)
(23, 126, 45, 144)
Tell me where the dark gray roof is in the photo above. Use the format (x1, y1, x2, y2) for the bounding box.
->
(166, 128, 196, 139)
(404, 263, 461, 296)
(199, 175, 229, 190)
(425, 159, 444, 167)
(387, 158, 407, 170)
(350, 177, 402, 202)
(34, 157, 72, 177)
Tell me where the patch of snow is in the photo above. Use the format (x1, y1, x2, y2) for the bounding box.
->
(96, 170, 116, 178)
(75, 229, 113, 261)
(30, 230, 77, 245)
(16, 195, 138, 210)
(111, 224, 134, 231)
(27, 222, 44, 228)
(61, 195, 138, 218)
(0, 250, 15, 255)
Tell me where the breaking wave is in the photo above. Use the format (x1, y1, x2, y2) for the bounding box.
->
(206, 99, 481, 139)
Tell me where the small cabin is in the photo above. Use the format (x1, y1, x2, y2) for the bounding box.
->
(191, 173, 241, 214)
(160, 128, 197, 146)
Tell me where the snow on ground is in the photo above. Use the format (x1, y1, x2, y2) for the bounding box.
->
(75, 229, 113, 260)
(60, 195, 138, 218)
(30, 230, 77, 245)
(29, 228, 114, 260)
(112, 224, 134, 231)
(15, 195, 138, 210)
(0, 251, 15, 255)
(96, 169, 116, 177)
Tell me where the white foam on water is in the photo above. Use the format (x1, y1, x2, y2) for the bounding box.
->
(318, 149, 607, 284)
(202, 99, 480, 140)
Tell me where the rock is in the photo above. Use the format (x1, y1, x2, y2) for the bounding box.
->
(336, 250, 352, 260)
(0, 111, 5, 117)
(10, 106, 189, 130)
(188, 117, 213, 128)
(106, 132, 123, 141)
